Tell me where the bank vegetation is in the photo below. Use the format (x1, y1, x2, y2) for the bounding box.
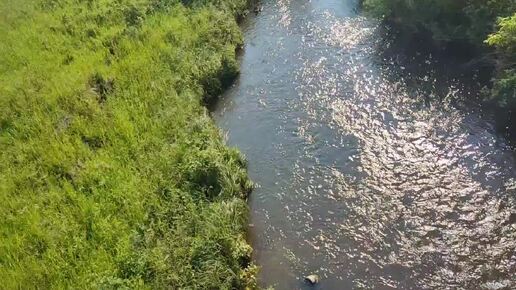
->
(0, 0, 257, 288)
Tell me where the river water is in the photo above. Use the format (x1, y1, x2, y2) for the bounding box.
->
(212, 0, 516, 289)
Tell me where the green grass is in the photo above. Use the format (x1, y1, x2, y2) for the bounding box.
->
(0, 0, 257, 288)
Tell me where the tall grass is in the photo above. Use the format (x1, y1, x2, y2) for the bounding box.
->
(0, 0, 256, 288)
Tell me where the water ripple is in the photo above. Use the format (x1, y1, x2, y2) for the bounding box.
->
(214, 0, 516, 289)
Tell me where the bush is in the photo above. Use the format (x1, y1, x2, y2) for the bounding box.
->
(486, 14, 516, 108)
(364, 1, 516, 123)
(363, 0, 516, 45)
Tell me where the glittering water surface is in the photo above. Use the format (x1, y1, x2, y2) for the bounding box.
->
(212, 0, 516, 289)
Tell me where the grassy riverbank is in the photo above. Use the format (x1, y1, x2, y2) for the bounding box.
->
(364, 0, 516, 127)
(0, 0, 257, 288)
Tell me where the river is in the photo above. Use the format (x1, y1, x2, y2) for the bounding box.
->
(212, 0, 516, 289)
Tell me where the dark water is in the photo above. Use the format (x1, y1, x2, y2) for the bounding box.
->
(212, 0, 516, 289)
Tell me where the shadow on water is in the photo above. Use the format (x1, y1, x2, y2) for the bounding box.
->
(375, 25, 516, 147)
(212, 0, 516, 289)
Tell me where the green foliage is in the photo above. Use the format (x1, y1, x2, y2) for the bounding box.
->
(363, 0, 516, 44)
(486, 14, 516, 108)
(487, 14, 516, 53)
(0, 0, 256, 288)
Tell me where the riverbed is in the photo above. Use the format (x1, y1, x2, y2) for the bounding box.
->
(212, 0, 516, 288)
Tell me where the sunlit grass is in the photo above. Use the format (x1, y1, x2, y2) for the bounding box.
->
(0, 0, 257, 288)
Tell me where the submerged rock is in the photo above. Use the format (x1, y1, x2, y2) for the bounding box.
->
(304, 274, 319, 285)
(254, 6, 263, 14)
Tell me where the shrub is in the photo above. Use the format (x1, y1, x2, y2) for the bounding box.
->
(486, 14, 516, 109)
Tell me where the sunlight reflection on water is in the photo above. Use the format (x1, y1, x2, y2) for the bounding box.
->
(214, 0, 516, 289)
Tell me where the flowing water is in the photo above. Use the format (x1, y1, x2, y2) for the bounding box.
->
(212, 0, 516, 289)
